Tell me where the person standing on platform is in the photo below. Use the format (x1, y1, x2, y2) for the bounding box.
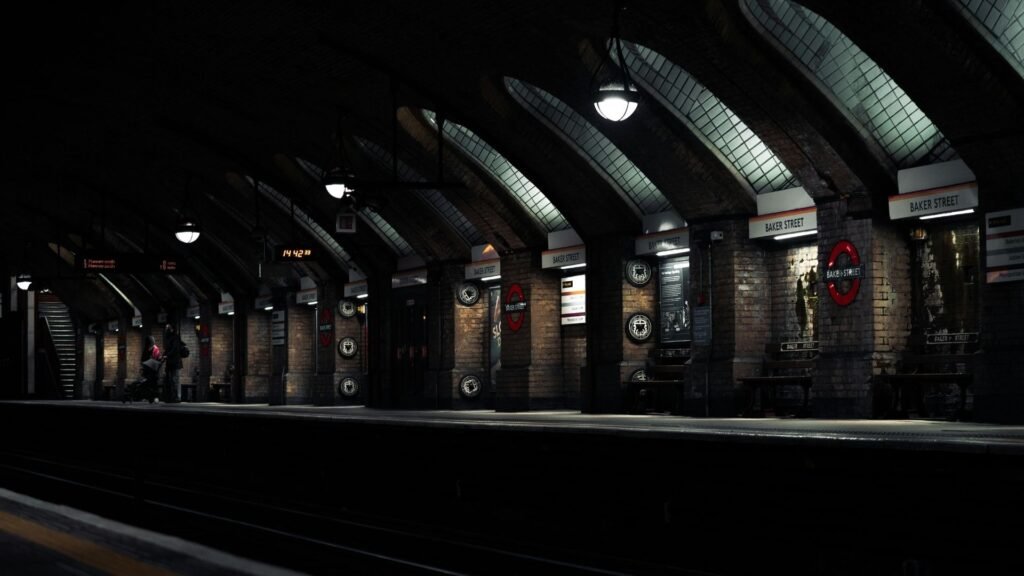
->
(163, 324, 183, 403)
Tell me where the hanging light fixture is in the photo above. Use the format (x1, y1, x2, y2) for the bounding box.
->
(16, 273, 33, 291)
(592, 1, 639, 122)
(175, 219, 201, 244)
(324, 168, 357, 199)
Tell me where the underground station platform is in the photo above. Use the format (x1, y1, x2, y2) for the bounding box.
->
(1, 400, 1022, 575)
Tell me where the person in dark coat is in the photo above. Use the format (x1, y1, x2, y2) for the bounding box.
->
(163, 324, 183, 403)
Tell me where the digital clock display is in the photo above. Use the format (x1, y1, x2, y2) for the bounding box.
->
(276, 247, 315, 262)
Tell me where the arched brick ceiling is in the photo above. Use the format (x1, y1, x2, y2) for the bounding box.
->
(6, 0, 1024, 311)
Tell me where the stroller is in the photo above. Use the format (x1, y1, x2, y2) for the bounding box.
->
(123, 358, 162, 403)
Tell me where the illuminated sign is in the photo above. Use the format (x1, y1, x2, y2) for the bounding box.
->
(826, 240, 865, 307)
(275, 247, 316, 262)
(888, 182, 978, 220)
(77, 253, 184, 273)
(465, 259, 500, 280)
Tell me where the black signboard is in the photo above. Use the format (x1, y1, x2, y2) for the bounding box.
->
(658, 256, 690, 344)
(925, 332, 978, 345)
(77, 253, 183, 273)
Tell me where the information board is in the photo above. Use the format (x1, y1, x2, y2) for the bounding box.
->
(658, 257, 690, 343)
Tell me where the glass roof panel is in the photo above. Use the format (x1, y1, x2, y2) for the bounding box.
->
(956, 0, 1024, 78)
(353, 138, 484, 246)
(423, 110, 569, 232)
(617, 41, 798, 194)
(744, 0, 957, 169)
(503, 77, 670, 216)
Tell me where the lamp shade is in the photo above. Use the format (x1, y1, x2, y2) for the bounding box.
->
(16, 273, 32, 291)
(175, 220, 201, 244)
(324, 169, 357, 199)
(593, 82, 639, 122)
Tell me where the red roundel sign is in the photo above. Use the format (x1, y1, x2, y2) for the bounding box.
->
(826, 240, 865, 307)
(504, 283, 527, 333)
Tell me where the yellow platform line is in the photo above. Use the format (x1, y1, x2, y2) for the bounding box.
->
(0, 510, 179, 576)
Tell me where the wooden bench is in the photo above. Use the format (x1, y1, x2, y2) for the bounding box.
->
(626, 346, 690, 414)
(880, 353, 975, 420)
(737, 341, 817, 417)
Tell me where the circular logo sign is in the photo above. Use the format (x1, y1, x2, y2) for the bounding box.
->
(459, 374, 482, 398)
(625, 259, 652, 287)
(337, 299, 357, 318)
(825, 240, 865, 307)
(338, 376, 359, 397)
(456, 282, 480, 306)
(629, 368, 648, 382)
(626, 313, 653, 342)
(504, 283, 527, 333)
(337, 336, 358, 358)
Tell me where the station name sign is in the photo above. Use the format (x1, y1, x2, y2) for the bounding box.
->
(542, 245, 586, 269)
(465, 258, 500, 280)
(888, 182, 978, 220)
(748, 207, 817, 239)
(635, 227, 688, 256)
(77, 253, 183, 273)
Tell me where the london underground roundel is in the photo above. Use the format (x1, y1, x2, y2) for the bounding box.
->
(826, 240, 865, 307)
(504, 283, 527, 333)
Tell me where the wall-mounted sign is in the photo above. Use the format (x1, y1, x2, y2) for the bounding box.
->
(186, 305, 201, 319)
(344, 281, 368, 298)
(635, 228, 688, 256)
(926, 332, 978, 345)
(296, 288, 317, 305)
(625, 259, 652, 287)
(985, 207, 1024, 284)
(217, 301, 235, 315)
(275, 246, 316, 262)
(825, 240, 865, 306)
(456, 282, 480, 306)
(338, 336, 358, 358)
(392, 268, 428, 289)
(658, 257, 690, 343)
(131, 316, 143, 328)
(271, 310, 285, 346)
(888, 182, 978, 220)
(504, 283, 527, 333)
(338, 376, 359, 397)
(459, 374, 482, 398)
(466, 259, 500, 280)
(560, 274, 585, 325)
(318, 307, 333, 348)
(107, 320, 119, 333)
(748, 207, 818, 239)
(692, 306, 711, 346)
(541, 245, 586, 269)
(626, 313, 653, 342)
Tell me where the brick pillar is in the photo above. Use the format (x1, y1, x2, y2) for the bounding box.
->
(689, 219, 770, 416)
(366, 274, 395, 408)
(206, 305, 230, 402)
(92, 330, 104, 400)
(495, 250, 562, 411)
(582, 234, 630, 413)
(813, 201, 876, 417)
(975, 249, 1024, 423)
(424, 263, 463, 409)
(268, 288, 288, 405)
(335, 295, 365, 405)
(285, 296, 315, 404)
(233, 307, 251, 403)
(312, 283, 337, 406)
(115, 317, 127, 394)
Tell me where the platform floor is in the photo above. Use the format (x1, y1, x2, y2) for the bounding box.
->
(0, 486, 303, 576)
(11, 399, 1024, 455)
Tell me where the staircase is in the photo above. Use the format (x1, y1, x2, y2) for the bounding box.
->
(38, 295, 78, 399)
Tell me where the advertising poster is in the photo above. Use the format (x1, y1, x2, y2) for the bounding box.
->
(560, 274, 586, 325)
(659, 256, 690, 344)
(489, 286, 502, 386)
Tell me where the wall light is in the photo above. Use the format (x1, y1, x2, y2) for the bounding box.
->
(919, 209, 974, 221)
(656, 248, 689, 257)
(480, 275, 502, 282)
(774, 230, 818, 241)
(560, 263, 587, 270)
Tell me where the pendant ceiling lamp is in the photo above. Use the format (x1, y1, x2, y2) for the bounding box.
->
(592, 1, 639, 122)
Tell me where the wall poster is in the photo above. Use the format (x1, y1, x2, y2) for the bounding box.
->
(658, 256, 690, 343)
(489, 286, 502, 387)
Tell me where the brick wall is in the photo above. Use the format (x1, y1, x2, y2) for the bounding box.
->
(622, 265, 658, 369)
(179, 322, 199, 387)
(768, 243, 820, 342)
(82, 333, 96, 399)
(210, 315, 234, 388)
(452, 289, 489, 408)
(126, 328, 144, 382)
(245, 311, 271, 402)
(286, 302, 315, 403)
(561, 323, 585, 409)
(102, 329, 118, 389)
